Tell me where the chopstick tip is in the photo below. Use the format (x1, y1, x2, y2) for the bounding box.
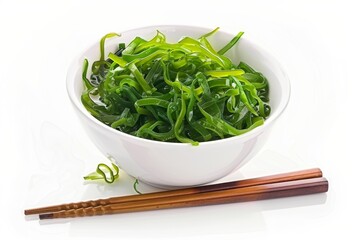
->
(24, 208, 41, 216)
(39, 213, 54, 220)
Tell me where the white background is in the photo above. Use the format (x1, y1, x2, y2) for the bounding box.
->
(0, 0, 358, 239)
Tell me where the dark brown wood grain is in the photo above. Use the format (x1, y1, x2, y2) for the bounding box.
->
(25, 168, 322, 216)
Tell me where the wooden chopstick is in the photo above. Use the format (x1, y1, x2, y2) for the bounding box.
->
(24, 168, 323, 216)
(39, 177, 328, 219)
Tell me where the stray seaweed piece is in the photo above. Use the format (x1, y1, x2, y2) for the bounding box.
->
(133, 179, 142, 194)
(83, 161, 120, 184)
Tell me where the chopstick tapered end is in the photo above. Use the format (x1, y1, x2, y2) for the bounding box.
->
(24, 209, 41, 215)
(39, 213, 54, 220)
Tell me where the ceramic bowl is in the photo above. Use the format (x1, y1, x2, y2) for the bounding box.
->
(66, 25, 290, 187)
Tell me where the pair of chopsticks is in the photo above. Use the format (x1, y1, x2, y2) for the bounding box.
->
(24, 168, 328, 220)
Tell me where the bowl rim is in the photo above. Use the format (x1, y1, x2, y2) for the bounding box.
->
(66, 24, 291, 147)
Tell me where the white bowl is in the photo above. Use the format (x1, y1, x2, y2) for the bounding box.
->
(66, 25, 290, 188)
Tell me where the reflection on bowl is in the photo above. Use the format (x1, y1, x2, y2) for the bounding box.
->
(66, 25, 290, 187)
